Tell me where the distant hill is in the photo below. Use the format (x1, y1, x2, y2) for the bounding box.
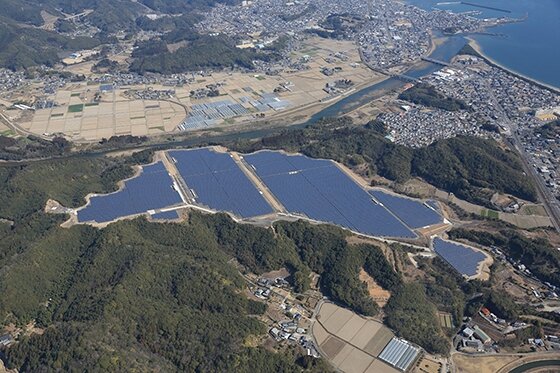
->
(0, 21, 103, 70)
(0, 0, 243, 70)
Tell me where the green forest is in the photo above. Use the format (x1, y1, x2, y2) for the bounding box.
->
(130, 34, 273, 74)
(398, 83, 470, 111)
(448, 228, 560, 287)
(0, 0, 241, 70)
(0, 21, 103, 70)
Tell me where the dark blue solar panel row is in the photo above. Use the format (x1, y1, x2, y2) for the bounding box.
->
(151, 210, 179, 220)
(77, 162, 182, 223)
(370, 190, 442, 229)
(169, 148, 235, 177)
(244, 150, 332, 177)
(264, 172, 354, 227)
(170, 148, 273, 218)
(433, 237, 486, 277)
(245, 152, 416, 238)
(425, 200, 440, 213)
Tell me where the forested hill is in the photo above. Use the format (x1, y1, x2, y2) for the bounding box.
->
(230, 120, 537, 208)
(0, 152, 454, 370)
(0, 154, 331, 371)
(0, 0, 241, 70)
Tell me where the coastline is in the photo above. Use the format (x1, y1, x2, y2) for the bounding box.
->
(466, 37, 560, 94)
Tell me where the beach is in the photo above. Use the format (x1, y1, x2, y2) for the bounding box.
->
(467, 38, 560, 94)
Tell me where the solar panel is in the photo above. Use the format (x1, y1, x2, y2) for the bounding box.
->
(245, 152, 416, 238)
(425, 200, 440, 212)
(370, 190, 442, 229)
(170, 148, 273, 218)
(433, 237, 486, 277)
(77, 162, 182, 223)
(378, 338, 420, 371)
(151, 210, 179, 220)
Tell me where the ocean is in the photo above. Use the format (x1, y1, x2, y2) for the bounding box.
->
(405, 0, 560, 89)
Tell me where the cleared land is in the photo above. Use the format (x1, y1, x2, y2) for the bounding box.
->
(453, 354, 518, 373)
(359, 268, 391, 307)
(414, 356, 441, 373)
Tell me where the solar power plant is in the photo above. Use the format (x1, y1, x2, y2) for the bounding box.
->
(243, 151, 416, 238)
(179, 100, 252, 130)
(370, 190, 442, 229)
(169, 148, 273, 218)
(425, 200, 441, 213)
(151, 210, 179, 220)
(433, 237, 486, 277)
(77, 162, 182, 223)
(378, 337, 420, 371)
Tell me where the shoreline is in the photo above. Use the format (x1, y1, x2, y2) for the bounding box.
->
(466, 37, 560, 94)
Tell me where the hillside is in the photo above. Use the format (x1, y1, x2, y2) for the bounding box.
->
(0, 0, 246, 70)
(230, 120, 537, 207)
(0, 150, 467, 370)
(398, 83, 470, 111)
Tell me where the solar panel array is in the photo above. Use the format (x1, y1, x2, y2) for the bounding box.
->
(248, 93, 290, 112)
(151, 210, 180, 220)
(77, 162, 182, 223)
(378, 337, 420, 371)
(433, 237, 486, 277)
(244, 151, 416, 238)
(178, 100, 251, 130)
(169, 148, 273, 218)
(370, 190, 442, 229)
(179, 94, 290, 131)
(425, 200, 441, 213)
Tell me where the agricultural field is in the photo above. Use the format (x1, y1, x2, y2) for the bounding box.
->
(18, 84, 185, 140)
(14, 37, 382, 141)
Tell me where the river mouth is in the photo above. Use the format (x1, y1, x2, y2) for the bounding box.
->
(404, 0, 560, 90)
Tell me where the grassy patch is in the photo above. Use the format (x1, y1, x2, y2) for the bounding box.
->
(70, 93, 81, 97)
(67, 104, 84, 113)
(481, 209, 500, 219)
(438, 312, 454, 328)
(85, 102, 99, 107)
(50, 113, 64, 118)
(0, 130, 16, 137)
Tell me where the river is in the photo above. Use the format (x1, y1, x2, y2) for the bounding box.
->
(405, 0, 560, 89)
(305, 34, 468, 124)
(508, 358, 560, 373)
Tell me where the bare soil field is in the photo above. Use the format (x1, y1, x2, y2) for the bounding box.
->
(453, 353, 519, 373)
(414, 356, 442, 373)
(359, 268, 391, 307)
(313, 302, 399, 373)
